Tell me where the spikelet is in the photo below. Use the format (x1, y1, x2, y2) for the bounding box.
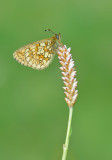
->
(58, 45, 78, 107)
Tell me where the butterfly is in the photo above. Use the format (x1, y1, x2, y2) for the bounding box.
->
(13, 29, 63, 70)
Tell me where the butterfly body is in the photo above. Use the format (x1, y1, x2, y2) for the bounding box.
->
(13, 31, 62, 70)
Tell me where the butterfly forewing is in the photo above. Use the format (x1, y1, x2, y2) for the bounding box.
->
(13, 38, 56, 70)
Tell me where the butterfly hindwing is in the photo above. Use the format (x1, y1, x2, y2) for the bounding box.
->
(13, 38, 55, 70)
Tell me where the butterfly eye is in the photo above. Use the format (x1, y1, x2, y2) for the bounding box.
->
(56, 35, 59, 40)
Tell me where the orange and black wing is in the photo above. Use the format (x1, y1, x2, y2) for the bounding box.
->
(13, 38, 56, 70)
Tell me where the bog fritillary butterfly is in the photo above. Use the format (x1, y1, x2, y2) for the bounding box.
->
(13, 29, 63, 70)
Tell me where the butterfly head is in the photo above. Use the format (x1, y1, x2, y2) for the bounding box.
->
(55, 33, 61, 41)
(45, 29, 61, 41)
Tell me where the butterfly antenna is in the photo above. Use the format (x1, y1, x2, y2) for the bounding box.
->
(45, 29, 56, 35)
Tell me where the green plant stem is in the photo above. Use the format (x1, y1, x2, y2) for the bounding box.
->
(62, 106, 73, 160)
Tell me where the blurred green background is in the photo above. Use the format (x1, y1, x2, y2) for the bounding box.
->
(0, 0, 112, 160)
